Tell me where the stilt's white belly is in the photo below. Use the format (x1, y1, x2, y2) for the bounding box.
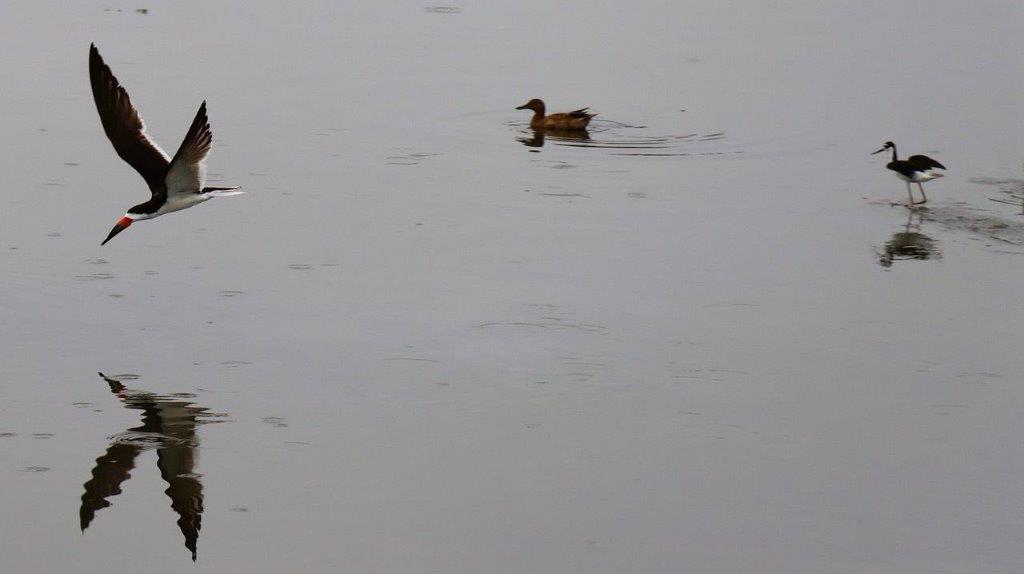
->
(897, 170, 943, 183)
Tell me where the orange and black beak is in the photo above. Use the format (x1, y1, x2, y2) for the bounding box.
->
(101, 216, 132, 245)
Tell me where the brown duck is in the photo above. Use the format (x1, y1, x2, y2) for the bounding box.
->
(516, 98, 595, 130)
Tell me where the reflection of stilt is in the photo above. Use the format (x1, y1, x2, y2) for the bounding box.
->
(877, 211, 940, 268)
(80, 373, 223, 561)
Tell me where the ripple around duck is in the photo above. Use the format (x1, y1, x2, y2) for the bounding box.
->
(75, 272, 115, 281)
(423, 6, 461, 14)
(385, 151, 441, 166)
(476, 320, 608, 334)
(262, 416, 288, 428)
(512, 119, 737, 157)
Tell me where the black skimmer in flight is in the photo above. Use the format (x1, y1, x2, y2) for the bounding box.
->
(89, 44, 242, 245)
(872, 141, 946, 206)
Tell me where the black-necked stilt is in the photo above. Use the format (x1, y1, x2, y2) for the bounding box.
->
(89, 44, 242, 245)
(872, 141, 946, 206)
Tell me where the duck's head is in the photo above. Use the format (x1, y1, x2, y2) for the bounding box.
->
(515, 98, 545, 113)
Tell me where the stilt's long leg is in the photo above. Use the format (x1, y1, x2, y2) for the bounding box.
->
(917, 182, 927, 204)
(906, 182, 915, 206)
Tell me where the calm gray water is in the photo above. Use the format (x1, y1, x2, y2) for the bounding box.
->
(1, 1, 1023, 572)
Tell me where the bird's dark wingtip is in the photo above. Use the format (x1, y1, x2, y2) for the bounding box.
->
(88, 43, 104, 75)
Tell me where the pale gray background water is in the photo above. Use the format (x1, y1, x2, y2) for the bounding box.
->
(1, 1, 1022, 572)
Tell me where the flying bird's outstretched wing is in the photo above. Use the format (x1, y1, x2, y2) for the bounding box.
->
(88, 44, 170, 195)
(165, 101, 212, 197)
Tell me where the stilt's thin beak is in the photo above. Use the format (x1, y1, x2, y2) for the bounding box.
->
(871, 147, 886, 155)
(101, 216, 132, 245)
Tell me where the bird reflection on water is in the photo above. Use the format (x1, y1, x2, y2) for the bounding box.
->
(517, 128, 591, 149)
(877, 211, 940, 268)
(79, 373, 227, 561)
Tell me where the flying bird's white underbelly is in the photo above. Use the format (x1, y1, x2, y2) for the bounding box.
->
(164, 192, 212, 211)
(145, 193, 212, 219)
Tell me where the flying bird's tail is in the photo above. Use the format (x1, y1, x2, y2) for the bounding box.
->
(201, 186, 244, 196)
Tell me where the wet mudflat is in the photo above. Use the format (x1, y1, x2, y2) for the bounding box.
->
(1, 2, 1022, 572)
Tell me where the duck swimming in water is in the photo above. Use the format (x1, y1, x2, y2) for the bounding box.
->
(516, 98, 595, 130)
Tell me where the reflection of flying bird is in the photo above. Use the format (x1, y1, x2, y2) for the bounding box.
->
(89, 44, 242, 245)
(516, 98, 595, 130)
(80, 373, 221, 561)
(872, 141, 946, 206)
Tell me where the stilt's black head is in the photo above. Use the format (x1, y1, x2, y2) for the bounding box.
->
(872, 141, 895, 155)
